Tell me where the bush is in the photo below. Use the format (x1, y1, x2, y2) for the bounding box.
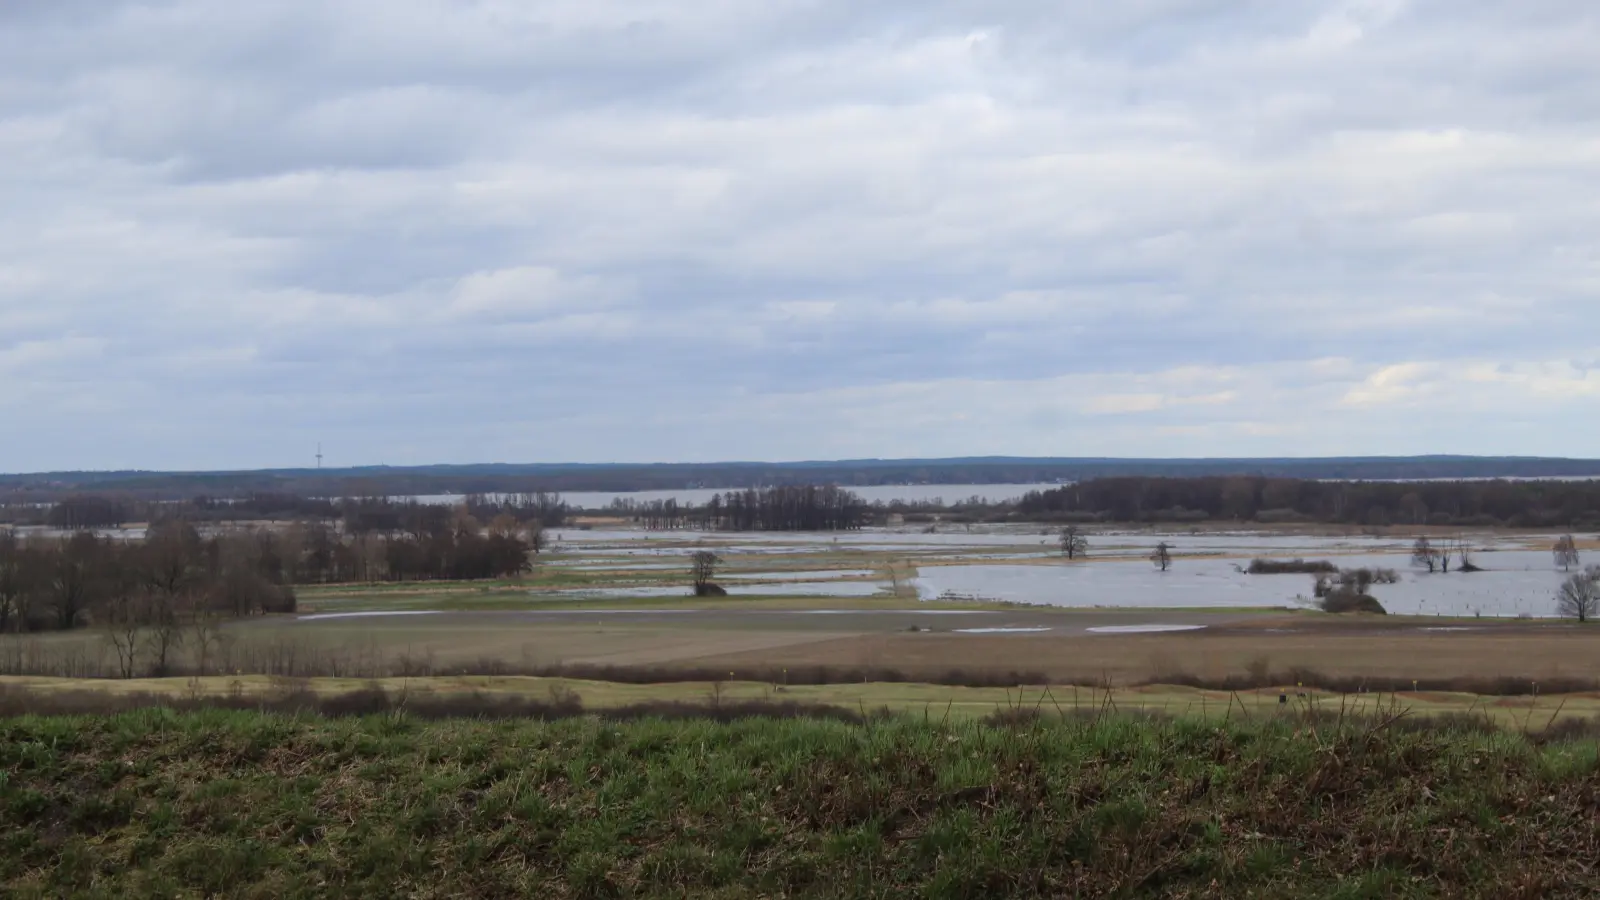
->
(1314, 567, 1399, 600)
(1249, 558, 1337, 575)
(1319, 592, 1387, 615)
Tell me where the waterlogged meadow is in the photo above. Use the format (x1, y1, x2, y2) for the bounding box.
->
(532, 526, 1580, 617)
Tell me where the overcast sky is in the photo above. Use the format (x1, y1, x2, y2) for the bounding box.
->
(2, 0, 1597, 471)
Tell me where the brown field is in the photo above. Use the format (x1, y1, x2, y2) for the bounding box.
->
(693, 628, 1600, 684)
(9, 606, 1600, 688)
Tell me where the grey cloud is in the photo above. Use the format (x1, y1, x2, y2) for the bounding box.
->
(2, 0, 1599, 469)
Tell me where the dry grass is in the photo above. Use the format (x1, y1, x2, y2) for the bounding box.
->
(8, 674, 1600, 731)
(9, 611, 1600, 691)
(692, 630, 1600, 685)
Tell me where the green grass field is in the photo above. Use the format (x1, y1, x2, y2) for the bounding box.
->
(4, 707, 1600, 897)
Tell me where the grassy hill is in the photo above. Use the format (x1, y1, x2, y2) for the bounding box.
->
(4, 706, 1600, 897)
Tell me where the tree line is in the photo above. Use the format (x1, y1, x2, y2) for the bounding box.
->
(0, 509, 547, 639)
(1017, 477, 1600, 528)
(255, 512, 541, 585)
(4, 492, 569, 533)
(630, 486, 869, 532)
(0, 525, 296, 642)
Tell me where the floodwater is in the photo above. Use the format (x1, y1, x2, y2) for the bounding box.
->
(721, 569, 878, 581)
(914, 563, 1300, 610)
(545, 526, 1581, 617)
(913, 553, 1578, 618)
(544, 580, 887, 600)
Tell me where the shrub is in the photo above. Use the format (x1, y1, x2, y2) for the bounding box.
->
(1319, 592, 1387, 615)
(1248, 558, 1337, 575)
(1314, 567, 1399, 599)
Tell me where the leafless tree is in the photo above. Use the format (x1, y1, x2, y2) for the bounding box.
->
(691, 550, 725, 596)
(1452, 537, 1478, 572)
(524, 523, 547, 555)
(101, 591, 145, 679)
(1411, 537, 1440, 574)
(1151, 542, 1173, 572)
(144, 595, 187, 677)
(50, 533, 101, 630)
(144, 521, 198, 602)
(1398, 492, 1428, 525)
(1554, 535, 1581, 573)
(1059, 526, 1089, 560)
(139, 523, 199, 676)
(1556, 567, 1600, 623)
(0, 532, 28, 633)
(189, 607, 229, 677)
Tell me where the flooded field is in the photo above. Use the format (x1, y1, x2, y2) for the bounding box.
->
(544, 581, 888, 600)
(541, 525, 1581, 617)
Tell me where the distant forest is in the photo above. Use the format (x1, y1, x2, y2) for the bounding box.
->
(627, 486, 868, 532)
(3, 493, 572, 533)
(1016, 477, 1600, 529)
(5, 456, 1600, 503)
(8, 477, 1600, 532)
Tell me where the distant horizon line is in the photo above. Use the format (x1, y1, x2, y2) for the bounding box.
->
(4, 453, 1599, 479)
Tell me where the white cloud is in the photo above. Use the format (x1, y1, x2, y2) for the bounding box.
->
(1, 0, 1599, 468)
(447, 267, 621, 320)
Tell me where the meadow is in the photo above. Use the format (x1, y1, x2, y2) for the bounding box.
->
(5, 703, 1600, 898)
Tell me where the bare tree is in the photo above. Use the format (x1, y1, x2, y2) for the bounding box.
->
(691, 550, 725, 596)
(101, 590, 145, 679)
(1452, 537, 1478, 572)
(1151, 542, 1173, 572)
(1411, 537, 1440, 574)
(144, 595, 187, 677)
(1554, 535, 1581, 573)
(0, 532, 28, 634)
(1556, 567, 1600, 623)
(50, 533, 101, 630)
(139, 523, 199, 676)
(524, 523, 547, 555)
(1059, 526, 1089, 560)
(1399, 492, 1429, 525)
(189, 607, 228, 677)
(144, 522, 198, 602)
